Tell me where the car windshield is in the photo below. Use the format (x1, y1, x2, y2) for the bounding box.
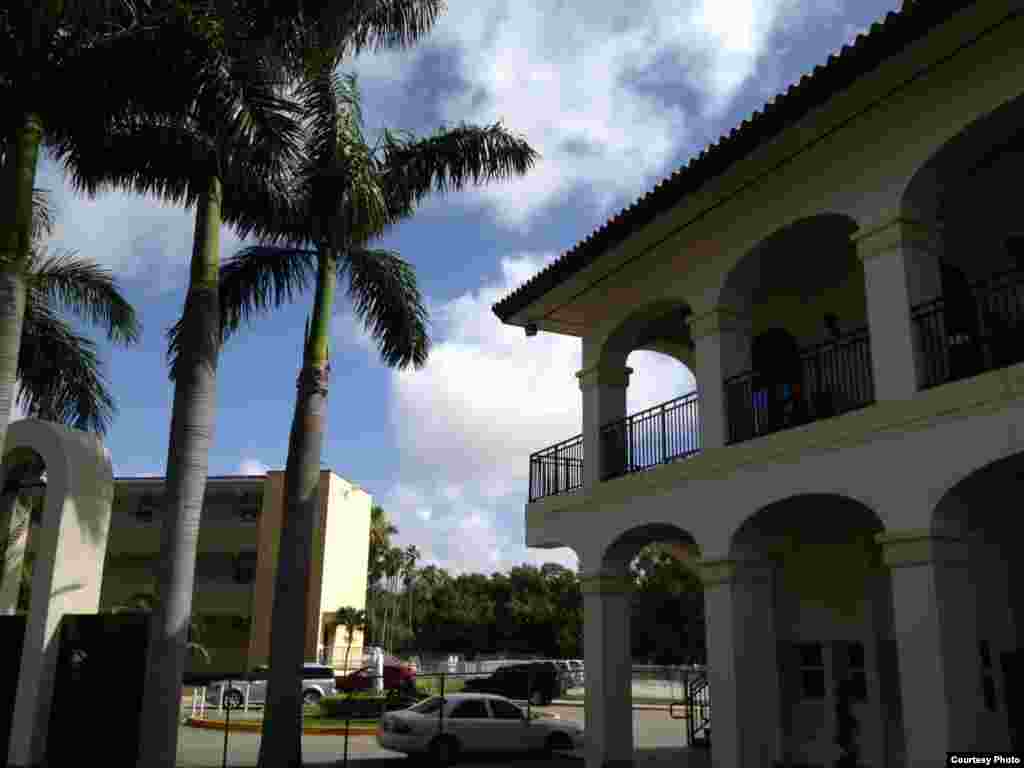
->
(409, 696, 444, 715)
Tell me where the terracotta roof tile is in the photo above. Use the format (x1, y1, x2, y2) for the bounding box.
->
(493, 1, 988, 322)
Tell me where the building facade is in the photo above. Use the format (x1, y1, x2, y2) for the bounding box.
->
(494, 2, 1024, 767)
(95, 470, 370, 677)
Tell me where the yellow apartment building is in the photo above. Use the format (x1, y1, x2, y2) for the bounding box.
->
(96, 469, 371, 677)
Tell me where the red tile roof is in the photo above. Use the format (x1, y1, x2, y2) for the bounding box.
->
(492, 0, 983, 323)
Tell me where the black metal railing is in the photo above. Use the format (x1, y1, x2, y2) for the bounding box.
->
(528, 433, 584, 502)
(724, 326, 875, 444)
(598, 392, 701, 480)
(912, 267, 1024, 389)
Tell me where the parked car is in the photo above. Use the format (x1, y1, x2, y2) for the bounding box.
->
(336, 659, 417, 694)
(377, 692, 584, 764)
(205, 663, 337, 709)
(461, 662, 563, 705)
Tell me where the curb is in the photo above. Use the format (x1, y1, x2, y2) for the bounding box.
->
(183, 717, 378, 736)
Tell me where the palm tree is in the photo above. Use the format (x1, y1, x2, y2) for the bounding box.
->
(161, 62, 537, 768)
(0, 193, 140, 606)
(367, 505, 397, 645)
(0, 1, 205, 452)
(382, 546, 404, 652)
(402, 544, 420, 646)
(335, 606, 367, 674)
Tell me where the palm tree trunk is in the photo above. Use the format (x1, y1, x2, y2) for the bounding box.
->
(0, 113, 43, 449)
(137, 174, 222, 768)
(258, 246, 337, 768)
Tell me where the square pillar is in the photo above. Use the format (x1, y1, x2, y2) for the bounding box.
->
(854, 216, 943, 400)
(700, 558, 783, 768)
(879, 530, 983, 766)
(581, 571, 633, 768)
(687, 308, 752, 449)
(577, 365, 632, 487)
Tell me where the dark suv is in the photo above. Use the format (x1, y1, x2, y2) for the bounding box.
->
(462, 662, 564, 705)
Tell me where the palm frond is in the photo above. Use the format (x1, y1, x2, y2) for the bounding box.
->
(218, 244, 319, 337)
(165, 244, 318, 373)
(340, 247, 430, 369)
(16, 303, 116, 435)
(31, 188, 56, 242)
(379, 122, 539, 209)
(28, 248, 141, 345)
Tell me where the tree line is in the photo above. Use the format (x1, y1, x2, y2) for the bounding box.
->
(361, 507, 707, 664)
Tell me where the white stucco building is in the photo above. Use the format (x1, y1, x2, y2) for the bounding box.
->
(493, 2, 1024, 767)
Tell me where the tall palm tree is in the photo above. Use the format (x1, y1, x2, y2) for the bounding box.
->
(381, 546, 404, 652)
(169, 64, 537, 767)
(0, 1, 202, 452)
(402, 544, 420, 645)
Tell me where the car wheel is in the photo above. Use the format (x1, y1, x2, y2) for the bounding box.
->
(223, 690, 244, 710)
(302, 690, 322, 707)
(429, 735, 459, 766)
(544, 732, 574, 754)
(529, 689, 545, 706)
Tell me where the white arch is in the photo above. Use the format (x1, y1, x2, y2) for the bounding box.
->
(2, 419, 113, 768)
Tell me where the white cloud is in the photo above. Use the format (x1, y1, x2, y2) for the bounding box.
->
(371, 252, 693, 575)
(237, 458, 271, 476)
(351, 0, 847, 229)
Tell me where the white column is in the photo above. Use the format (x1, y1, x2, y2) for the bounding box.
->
(700, 558, 783, 768)
(687, 308, 751, 450)
(581, 571, 633, 768)
(854, 216, 943, 400)
(577, 365, 632, 487)
(879, 530, 983, 766)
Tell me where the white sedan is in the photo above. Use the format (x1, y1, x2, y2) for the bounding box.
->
(377, 692, 584, 764)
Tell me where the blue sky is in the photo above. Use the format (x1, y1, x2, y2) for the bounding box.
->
(27, 0, 903, 575)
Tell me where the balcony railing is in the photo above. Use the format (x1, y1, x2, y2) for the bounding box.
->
(912, 267, 1024, 389)
(599, 392, 701, 481)
(725, 326, 875, 444)
(528, 433, 583, 502)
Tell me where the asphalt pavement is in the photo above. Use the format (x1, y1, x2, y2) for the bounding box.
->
(177, 704, 706, 768)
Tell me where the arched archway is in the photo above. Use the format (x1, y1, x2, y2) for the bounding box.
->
(583, 301, 697, 486)
(716, 214, 872, 443)
(582, 522, 703, 766)
(726, 493, 898, 768)
(923, 451, 1024, 753)
(0, 420, 113, 768)
(899, 92, 1024, 387)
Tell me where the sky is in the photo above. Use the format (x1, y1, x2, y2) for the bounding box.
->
(28, 0, 905, 576)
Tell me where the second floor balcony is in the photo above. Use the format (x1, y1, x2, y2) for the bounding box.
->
(527, 267, 1024, 503)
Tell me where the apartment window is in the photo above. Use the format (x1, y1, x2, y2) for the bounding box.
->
(234, 551, 257, 585)
(797, 643, 826, 699)
(238, 493, 260, 523)
(846, 641, 867, 701)
(135, 494, 158, 523)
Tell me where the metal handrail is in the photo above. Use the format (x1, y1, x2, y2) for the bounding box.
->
(599, 391, 701, 480)
(724, 325, 874, 444)
(911, 267, 1024, 388)
(528, 433, 584, 502)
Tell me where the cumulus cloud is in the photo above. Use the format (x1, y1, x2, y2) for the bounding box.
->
(351, 0, 847, 229)
(366, 253, 693, 575)
(237, 458, 271, 476)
